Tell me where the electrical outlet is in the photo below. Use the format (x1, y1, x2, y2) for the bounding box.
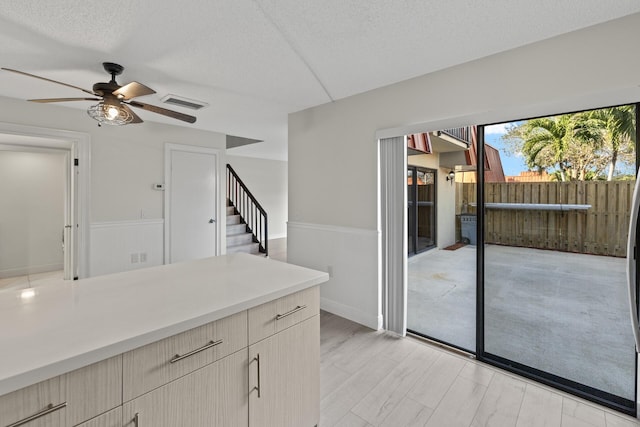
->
(131, 253, 139, 264)
(140, 252, 147, 263)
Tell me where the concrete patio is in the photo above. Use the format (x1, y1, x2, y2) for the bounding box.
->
(408, 244, 636, 401)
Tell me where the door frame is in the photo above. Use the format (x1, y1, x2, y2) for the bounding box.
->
(379, 101, 640, 417)
(0, 122, 90, 279)
(164, 143, 223, 264)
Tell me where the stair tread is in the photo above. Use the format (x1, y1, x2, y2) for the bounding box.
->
(226, 242, 260, 255)
(227, 234, 253, 242)
(227, 242, 258, 248)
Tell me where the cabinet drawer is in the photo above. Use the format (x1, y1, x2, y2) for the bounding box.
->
(0, 376, 66, 427)
(249, 286, 319, 344)
(122, 310, 247, 401)
(0, 356, 122, 427)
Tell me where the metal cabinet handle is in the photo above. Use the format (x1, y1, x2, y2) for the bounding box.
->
(275, 305, 307, 320)
(6, 402, 67, 427)
(252, 354, 261, 398)
(133, 412, 139, 427)
(169, 339, 223, 363)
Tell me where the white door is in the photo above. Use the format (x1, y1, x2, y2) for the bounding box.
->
(167, 147, 219, 263)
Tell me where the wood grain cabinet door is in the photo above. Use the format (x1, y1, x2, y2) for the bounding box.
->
(122, 350, 248, 427)
(249, 315, 320, 427)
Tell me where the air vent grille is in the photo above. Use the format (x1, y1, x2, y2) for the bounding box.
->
(160, 94, 209, 110)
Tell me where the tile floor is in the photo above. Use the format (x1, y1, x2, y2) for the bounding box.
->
(0, 270, 65, 292)
(320, 311, 640, 427)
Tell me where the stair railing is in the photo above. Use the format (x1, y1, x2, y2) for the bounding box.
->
(226, 164, 268, 256)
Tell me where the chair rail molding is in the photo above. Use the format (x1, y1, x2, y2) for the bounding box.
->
(287, 221, 382, 330)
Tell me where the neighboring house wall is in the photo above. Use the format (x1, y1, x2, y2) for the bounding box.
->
(0, 150, 65, 277)
(408, 154, 456, 249)
(288, 13, 640, 329)
(506, 171, 552, 182)
(226, 155, 288, 238)
(0, 95, 226, 277)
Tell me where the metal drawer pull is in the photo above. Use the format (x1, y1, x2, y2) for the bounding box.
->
(275, 304, 307, 320)
(169, 339, 223, 363)
(252, 354, 261, 398)
(6, 402, 67, 427)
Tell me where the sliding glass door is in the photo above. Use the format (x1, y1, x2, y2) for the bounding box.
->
(479, 104, 638, 413)
(400, 106, 637, 413)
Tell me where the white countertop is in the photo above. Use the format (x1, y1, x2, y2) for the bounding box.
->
(0, 254, 329, 396)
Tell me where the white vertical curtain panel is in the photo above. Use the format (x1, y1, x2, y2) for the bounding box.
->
(379, 136, 407, 336)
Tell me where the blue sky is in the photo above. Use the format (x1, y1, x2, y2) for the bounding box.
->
(484, 122, 527, 176)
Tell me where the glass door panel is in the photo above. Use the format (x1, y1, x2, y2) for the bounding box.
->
(481, 106, 637, 412)
(407, 148, 476, 352)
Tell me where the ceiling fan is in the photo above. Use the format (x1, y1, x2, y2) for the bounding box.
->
(1, 62, 197, 126)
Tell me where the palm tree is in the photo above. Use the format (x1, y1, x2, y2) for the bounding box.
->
(503, 106, 636, 181)
(586, 106, 636, 181)
(520, 115, 573, 181)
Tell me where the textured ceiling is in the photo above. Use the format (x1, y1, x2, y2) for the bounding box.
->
(0, 0, 639, 160)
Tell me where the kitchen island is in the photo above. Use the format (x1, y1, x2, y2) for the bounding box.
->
(0, 253, 328, 427)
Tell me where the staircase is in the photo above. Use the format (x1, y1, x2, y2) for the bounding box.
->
(226, 203, 260, 255)
(226, 164, 268, 256)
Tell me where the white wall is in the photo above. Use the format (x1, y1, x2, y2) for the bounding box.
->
(227, 155, 288, 238)
(0, 150, 66, 277)
(288, 13, 640, 329)
(90, 220, 164, 276)
(0, 95, 227, 277)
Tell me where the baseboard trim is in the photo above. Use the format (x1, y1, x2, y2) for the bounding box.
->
(321, 297, 382, 330)
(0, 263, 64, 279)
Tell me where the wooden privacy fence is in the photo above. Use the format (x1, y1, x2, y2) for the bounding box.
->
(457, 181, 635, 257)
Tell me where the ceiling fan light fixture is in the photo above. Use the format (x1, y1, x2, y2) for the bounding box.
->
(3, 63, 196, 125)
(87, 101, 134, 126)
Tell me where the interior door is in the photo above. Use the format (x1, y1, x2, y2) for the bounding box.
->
(168, 148, 218, 263)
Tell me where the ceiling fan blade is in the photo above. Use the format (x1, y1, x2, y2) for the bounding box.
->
(128, 100, 196, 124)
(113, 81, 156, 100)
(2, 68, 96, 96)
(29, 97, 101, 103)
(120, 103, 143, 124)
